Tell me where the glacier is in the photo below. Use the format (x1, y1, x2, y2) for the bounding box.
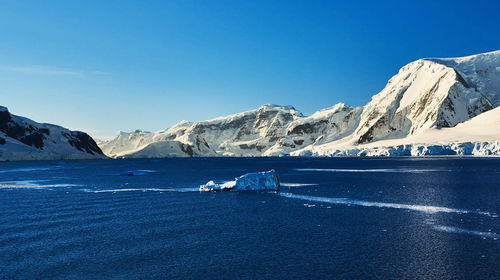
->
(199, 170, 280, 192)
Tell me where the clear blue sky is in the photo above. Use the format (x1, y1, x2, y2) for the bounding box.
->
(1, 0, 499, 139)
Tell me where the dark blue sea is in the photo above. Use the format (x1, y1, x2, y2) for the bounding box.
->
(0, 157, 499, 279)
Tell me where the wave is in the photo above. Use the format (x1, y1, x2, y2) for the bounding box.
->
(83, 188, 170, 193)
(433, 225, 499, 240)
(83, 187, 200, 193)
(0, 180, 81, 189)
(279, 192, 495, 217)
(0, 167, 56, 173)
(280, 183, 318, 187)
(295, 168, 450, 173)
(0, 180, 49, 185)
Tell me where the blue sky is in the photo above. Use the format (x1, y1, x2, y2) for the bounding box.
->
(1, 0, 499, 139)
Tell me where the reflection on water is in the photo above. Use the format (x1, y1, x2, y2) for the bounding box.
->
(279, 192, 495, 216)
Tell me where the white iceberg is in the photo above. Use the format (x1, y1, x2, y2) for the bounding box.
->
(200, 170, 280, 192)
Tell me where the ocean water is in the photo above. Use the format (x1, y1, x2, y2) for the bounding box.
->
(0, 157, 499, 279)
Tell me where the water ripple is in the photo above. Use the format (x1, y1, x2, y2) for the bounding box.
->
(432, 225, 499, 240)
(279, 192, 495, 217)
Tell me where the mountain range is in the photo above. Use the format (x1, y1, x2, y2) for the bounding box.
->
(99, 50, 500, 158)
(2, 50, 499, 160)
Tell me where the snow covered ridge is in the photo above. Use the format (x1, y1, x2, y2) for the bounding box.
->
(0, 106, 106, 161)
(199, 170, 280, 192)
(100, 50, 500, 158)
(100, 103, 360, 157)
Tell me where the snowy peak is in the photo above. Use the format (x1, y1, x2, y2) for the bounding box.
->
(425, 50, 500, 106)
(293, 106, 500, 157)
(424, 49, 500, 64)
(163, 104, 304, 156)
(0, 106, 105, 161)
(354, 55, 495, 144)
(263, 103, 362, 155)
(100, 102, 363, 158)
(99, 129, 154, 157)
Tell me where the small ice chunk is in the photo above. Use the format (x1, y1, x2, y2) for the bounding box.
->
(119, 170, 156, 176)
(200, 170, 280, 192)
(201, 180, 236, 191)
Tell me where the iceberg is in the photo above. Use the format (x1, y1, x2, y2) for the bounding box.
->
(200, 170, 280, 192)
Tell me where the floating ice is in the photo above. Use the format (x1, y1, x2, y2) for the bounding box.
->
(119, 170, 156, 176)
(200, 170, 280, 192)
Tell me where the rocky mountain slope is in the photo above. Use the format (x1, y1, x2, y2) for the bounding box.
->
(294, 105, 500, 156)
(100, 50, 500, 158)
(0, 106, 106, 161)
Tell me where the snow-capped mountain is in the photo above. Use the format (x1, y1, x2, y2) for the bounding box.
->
(0, 106, 106, 161)
(352, 51, 497, 145)
(294, 105, 500, 156)
(100, 104, 304, 157)
(100, 50, 500, 158)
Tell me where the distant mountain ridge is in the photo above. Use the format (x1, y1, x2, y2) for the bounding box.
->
(98, 50, 500, 157)
(0, 106, 106, 161)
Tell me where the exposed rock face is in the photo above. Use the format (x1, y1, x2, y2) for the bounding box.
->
(293, 102, 500, 157)
(264, 103, 362, 156)
(100, 103, 364, 158)
(0, 106, 105, 161)
(427, 50, 500, 107)
(99, 50, 500, 158)
(0, 107, 48, 149)
(63, 131, 103, 155)
(171, 104, 304, 156)
(101, 105, 301, 157)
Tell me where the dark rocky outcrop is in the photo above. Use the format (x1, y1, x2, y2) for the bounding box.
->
(180, 143, 194, 157)
(0, 106, 105, 159)
(239, 143, 266, 152)
(288, 120, 328, 135)
(0, 109, 47, 149)
(62, 131, 104, 155)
